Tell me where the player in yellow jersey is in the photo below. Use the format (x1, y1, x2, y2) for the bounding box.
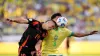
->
(35, 13, 98, 56)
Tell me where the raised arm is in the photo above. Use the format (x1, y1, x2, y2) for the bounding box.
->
(6, 17, 28, 24)
(73, 31, 98, 37)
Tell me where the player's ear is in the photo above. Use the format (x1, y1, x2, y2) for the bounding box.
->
(52, 20, 58, 29)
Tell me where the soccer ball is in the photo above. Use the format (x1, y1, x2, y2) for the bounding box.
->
(56, 17, 68, 27)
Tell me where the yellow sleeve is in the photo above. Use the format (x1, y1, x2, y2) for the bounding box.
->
(64, 28, 74, 37)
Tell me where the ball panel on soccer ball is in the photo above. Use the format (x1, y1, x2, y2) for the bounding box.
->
(56, 17, 68, 27)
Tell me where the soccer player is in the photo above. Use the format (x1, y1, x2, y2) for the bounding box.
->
(35, 13, 98, 56)
(6, 17, 58, 56)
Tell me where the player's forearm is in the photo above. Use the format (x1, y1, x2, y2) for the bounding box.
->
(7, 17, 28, 24)
(35, 40, 42, 51)
(66, 37, 70, 48)
(74, 33, 91, 37)
(73, 31, 98, 37)
(35, 40, 42, 56)
(11, 19, 21, 23)
(12, 19, 28, 24)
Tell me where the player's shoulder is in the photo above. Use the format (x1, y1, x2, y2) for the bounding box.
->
(28, 18, 39, 22)
(27, 18, 41, 25)
(28, 18, 33, 21)
(59, 27, 71, 32)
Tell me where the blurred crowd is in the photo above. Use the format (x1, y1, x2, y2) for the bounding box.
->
(0, 0, 100, 36)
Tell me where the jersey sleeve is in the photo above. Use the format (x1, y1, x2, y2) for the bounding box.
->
(65, 28, 74, 37)
(27, 18, 35, 24)
(27, 18, 40, 28)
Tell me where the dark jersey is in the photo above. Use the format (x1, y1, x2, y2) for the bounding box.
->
(19, 18, 47, 50)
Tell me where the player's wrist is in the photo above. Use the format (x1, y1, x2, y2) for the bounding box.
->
(87, 33, 91, 36)
(11, 19, 16, 22)
(84, 33, 90, 36)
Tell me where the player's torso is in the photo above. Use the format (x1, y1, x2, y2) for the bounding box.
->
(42, 27, 69, 53)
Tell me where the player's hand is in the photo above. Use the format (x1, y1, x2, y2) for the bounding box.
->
(6, 18, 13, 22)
(36, 50, 41, 56)
(89, 31, 98, 35)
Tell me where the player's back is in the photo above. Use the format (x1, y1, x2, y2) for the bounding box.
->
(19, 19, 45, 50)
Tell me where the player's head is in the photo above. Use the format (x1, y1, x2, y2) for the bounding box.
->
(42, 13, 62, 30)
(51, 13, 62, 21)
(42, 20, 57, 30)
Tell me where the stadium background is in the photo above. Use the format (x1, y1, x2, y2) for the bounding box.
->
(0, 0, 100, 56)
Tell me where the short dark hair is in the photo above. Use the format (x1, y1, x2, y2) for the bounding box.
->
(51, 13, 62, 20)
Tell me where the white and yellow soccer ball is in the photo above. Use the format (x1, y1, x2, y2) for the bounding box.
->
(56, 17, 68, 27)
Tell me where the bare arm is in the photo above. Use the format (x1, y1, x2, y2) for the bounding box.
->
(66, 37, 70, 54)
(66, 37, 70, 49)
(6, 17, 28, 24)
(73, 31, 98, 37)
(35, 40, 42, 56)
(35, 40, 42, 51)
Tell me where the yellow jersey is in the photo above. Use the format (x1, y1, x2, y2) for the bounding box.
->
(42, 27, 73, 55)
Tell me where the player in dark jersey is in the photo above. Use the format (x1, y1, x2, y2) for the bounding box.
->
(6, 17, 58, 56)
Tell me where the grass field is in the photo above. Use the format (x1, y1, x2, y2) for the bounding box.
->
(0, 54, 100, 56)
